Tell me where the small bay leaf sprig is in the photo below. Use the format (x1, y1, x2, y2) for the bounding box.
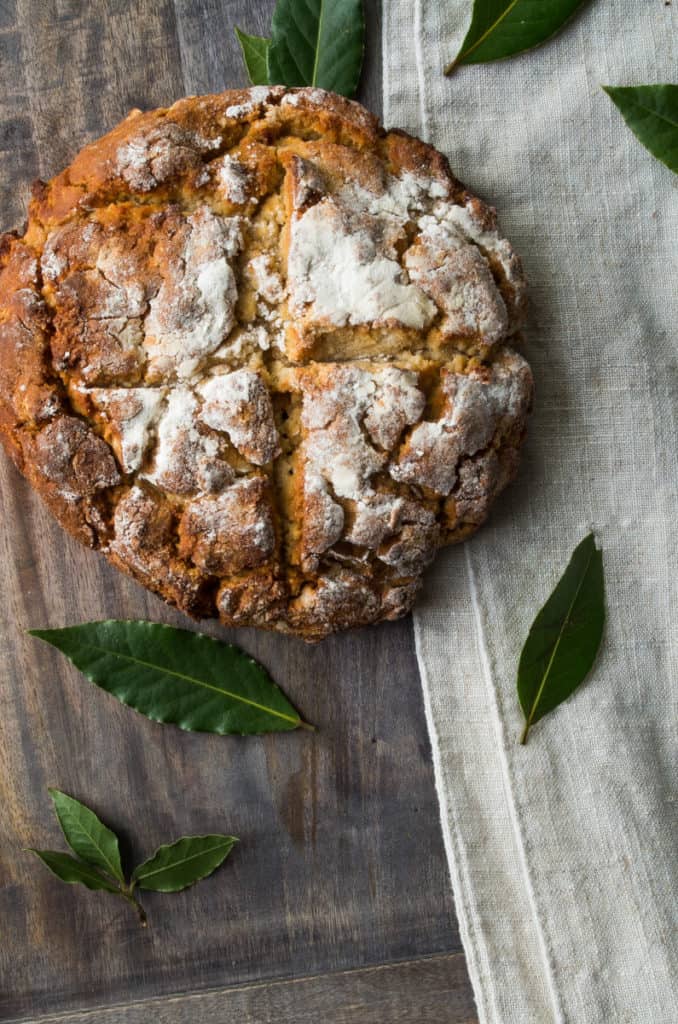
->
(445, 0, 592, 75)
(517, 533, 605, 744)
(236, 0, 365, 97)
(29, 620, 312, 735)
(29, 790, 237, 925)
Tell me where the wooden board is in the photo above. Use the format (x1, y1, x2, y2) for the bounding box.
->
(0, 2, 476, 1020)
(15, 955, 476, 1024)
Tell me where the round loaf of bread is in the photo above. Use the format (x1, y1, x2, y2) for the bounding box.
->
(0, 87, 532, 640)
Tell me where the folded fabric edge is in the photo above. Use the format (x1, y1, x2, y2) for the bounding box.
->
(412, 546, 565, 1024)
(413, 615, 489, 1023)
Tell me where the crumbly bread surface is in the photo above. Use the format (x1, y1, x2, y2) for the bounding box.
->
(0, 87, 533, 640)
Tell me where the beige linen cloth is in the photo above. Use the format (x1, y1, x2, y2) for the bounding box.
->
(383, 2, 678, 1021)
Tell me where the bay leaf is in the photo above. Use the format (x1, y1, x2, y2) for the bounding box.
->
(132, 835, 238, 893)
(49, 789, 124, 883)
(29, 621, 310, 735)
(266, 0, 364, 97)
(27, 850, 120, 893)
(445, 0, 591, 75)
(235, 28, 271, 86)
(517, 533, 605, 744)
(603, 85, 678, 176)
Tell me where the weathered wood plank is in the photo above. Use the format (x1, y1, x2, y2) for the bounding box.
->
(5, 954, 477, 1024)
(0, 0, 473, 1019)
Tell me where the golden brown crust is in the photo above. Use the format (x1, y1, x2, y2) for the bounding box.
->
(0, 87, 532, 640)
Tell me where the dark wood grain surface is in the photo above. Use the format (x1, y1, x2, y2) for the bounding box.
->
(15, 955, 477, 1024)
(0, 2, 476, 1020)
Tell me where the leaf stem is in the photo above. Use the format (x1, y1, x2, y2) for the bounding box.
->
(519, 719, 530, 745)
(121, 885, 148, 927)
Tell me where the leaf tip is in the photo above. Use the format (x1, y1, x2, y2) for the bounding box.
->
(601, 85, 618, 101)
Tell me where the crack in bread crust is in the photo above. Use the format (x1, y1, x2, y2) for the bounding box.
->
(0, 87, 533, 641)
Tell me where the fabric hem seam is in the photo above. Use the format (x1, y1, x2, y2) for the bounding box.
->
(464, 545, 566, 1022)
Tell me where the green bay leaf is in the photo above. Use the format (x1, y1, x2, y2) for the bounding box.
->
(603, 85, 678, 176)
(517, 533, 605, 744)
(446, 0, 591, 74)
(235, 28, 271, 86)
(48, 789, 124, 883)
(132, 835, 238, 893)
(29, 621, 309, 735)
(267, 0, 364, 97)
(28, 850, 120, 893)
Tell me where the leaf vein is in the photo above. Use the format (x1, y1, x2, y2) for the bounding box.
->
(524, 545, 595, 732)
(459, 0, 520, 63)
(82, 642, 299, 726)
(136, 842, 232, 881)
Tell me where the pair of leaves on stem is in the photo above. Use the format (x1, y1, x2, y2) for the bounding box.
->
(30, 620, 312, 736)
(29, 791, 237, 924)
(236, 0, 364, 98)
(517, 533, 605, 744)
